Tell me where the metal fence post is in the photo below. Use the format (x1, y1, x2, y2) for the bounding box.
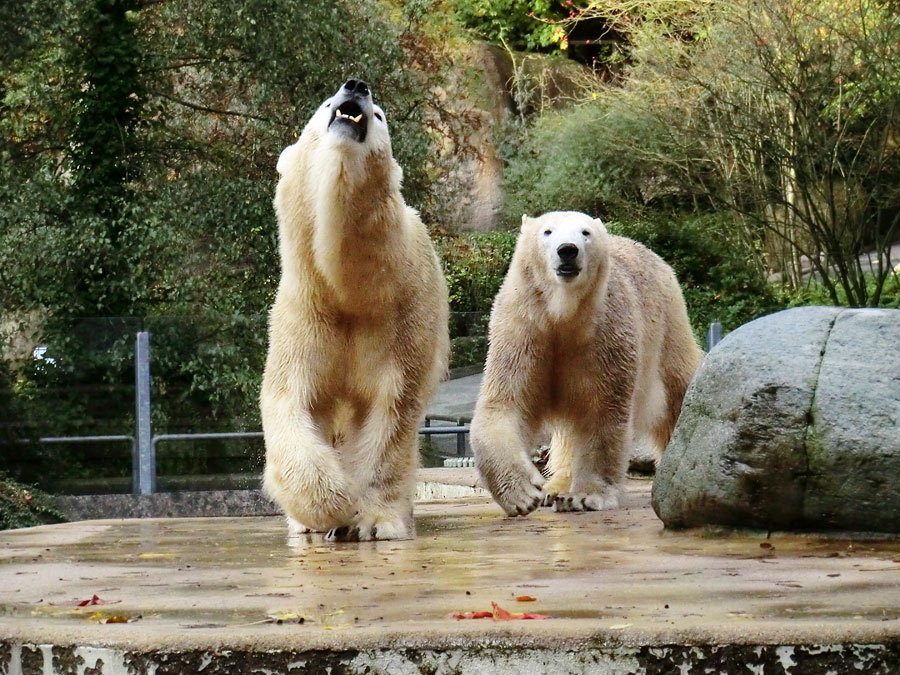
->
(134, 331, 155, 495)
(706, 321, 723, 352)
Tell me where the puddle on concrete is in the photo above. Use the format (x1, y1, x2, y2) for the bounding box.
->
(2, 496, 900, 639)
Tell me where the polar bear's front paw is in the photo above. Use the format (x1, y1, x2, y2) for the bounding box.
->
(553, 490, 620, 512)
(325, 511, 413, 542)
(494, 474, 545, 517)
(286, 517, 315, 536)
(539, 474, 570, 508)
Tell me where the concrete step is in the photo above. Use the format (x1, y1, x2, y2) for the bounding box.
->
(3, 480, 900, 674)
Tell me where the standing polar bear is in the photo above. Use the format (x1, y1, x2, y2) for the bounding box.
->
(261, 80, 449, 541)
(471, 211, 702, 516)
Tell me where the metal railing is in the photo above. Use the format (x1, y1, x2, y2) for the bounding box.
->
(25, 320, 725, 496)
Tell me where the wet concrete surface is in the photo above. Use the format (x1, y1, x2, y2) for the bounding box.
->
(2, 479, 900, 671)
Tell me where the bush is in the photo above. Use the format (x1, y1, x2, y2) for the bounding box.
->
(434, 214, 785, 361)
(435, 230, 517, 317)
(787, 273, 900, 310)
(453, 0, 559, 51)
(434, 230, 518, 368)
(0, 474, 66, 530)
(500, 104, 663, 226)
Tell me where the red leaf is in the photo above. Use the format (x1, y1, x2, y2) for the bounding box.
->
(450, 611, 493, 620)
(491, 602, 549, 620)
(76, 595, 120, 607)
(451, 603, 550, 621)
(515, 595, 537, 602)
(491, 602, 516, 620)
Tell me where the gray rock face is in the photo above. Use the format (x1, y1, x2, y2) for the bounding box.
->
(652, 306, 900, 533)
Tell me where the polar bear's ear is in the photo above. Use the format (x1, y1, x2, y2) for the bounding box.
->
(520, 214, 531, 231)
(276, 143, 298, 176)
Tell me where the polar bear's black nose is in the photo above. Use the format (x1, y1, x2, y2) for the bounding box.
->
(557, 243, 579, 261)
(343, 79, 370, 97)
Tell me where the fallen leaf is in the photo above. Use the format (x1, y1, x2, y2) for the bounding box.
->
(76, 595, 120, 607)
(492, 602, 549, 621)
(267, 612, 306, 624)
(609, 623, 632, 630)
(492, 602, 516, 620)
(89, 611, 140, 624)
(450, 611, 493, 620)
(450, 603, 550, 621)
(515, 595, 537, 602)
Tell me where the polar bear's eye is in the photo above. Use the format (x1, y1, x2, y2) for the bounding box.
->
(582, 229, 590, 237)
(374, 112, 384, 122)
(543, 229, 552, 236)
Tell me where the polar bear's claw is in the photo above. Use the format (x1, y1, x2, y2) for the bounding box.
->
(286, 517, 315, 536)
(325, 512, 412, 542)
(325, 525, 358, 542)
(496, 475, 544, 517)
(553, 491, 619, 512)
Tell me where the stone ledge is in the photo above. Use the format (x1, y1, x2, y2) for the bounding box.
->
(53, 468, 487, 521)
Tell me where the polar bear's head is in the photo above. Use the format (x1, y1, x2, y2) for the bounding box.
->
(524, 211, 608, 285)
(276, 79, 395, 179)
(517, 211, 610, 320)
(315, 79, 390, 151)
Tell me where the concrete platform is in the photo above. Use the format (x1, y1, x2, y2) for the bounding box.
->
(3, 479, 900, 674)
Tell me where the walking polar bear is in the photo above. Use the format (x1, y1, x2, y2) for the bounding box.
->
(261, 80, 449, 541)
(472, 211, 702, 516)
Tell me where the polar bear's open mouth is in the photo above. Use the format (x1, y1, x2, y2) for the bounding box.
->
(328, 99, 369, 143)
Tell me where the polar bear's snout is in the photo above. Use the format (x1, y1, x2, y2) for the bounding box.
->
(327, 79, 374, 143)
(555, 242, 582, 279)
(343, 79, 370, 97)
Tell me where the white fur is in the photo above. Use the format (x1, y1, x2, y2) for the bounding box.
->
(261, 85, 449, 541)
(529, 212, 611, 321)
(472, 211, 703, 517)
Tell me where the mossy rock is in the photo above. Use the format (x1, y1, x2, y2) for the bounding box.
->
(653, 307, 900, 533)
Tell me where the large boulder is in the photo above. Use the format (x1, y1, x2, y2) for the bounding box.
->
(652, 306, 900, 533)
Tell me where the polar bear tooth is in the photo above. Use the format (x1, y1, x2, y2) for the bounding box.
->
(335, 108, 342, 117)
(351, 114, 362, 123)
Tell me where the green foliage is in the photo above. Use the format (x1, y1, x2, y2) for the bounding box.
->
(501, 0, 900, 308)
(70, 0, 144, 203)
(449, 335, 489, 370)
(0, 474, 67, 530)
(500, 104, 658, 225)
(581, 0, 900, 306)
(0, 0, 459, 490)
(788, 273, 900, 310)
(453, 0, 558, 50)
(436, 230, 518, 314)
(435, 230, 517, 368)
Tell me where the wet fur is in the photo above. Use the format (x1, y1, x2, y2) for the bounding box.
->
(261, 91, 449, 541)
(471, 211, 702, 516)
